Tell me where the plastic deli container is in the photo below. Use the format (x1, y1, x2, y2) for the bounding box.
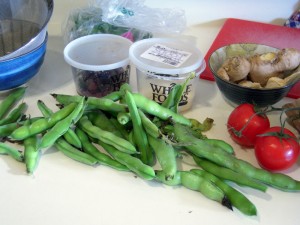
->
(64, 34, 132, 97)
(129, 38, 206, 111)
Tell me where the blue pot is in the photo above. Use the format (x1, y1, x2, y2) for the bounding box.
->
(0, 34, 48, 91)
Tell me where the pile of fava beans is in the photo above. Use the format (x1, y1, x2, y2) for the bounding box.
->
(1, 84, 300, 217)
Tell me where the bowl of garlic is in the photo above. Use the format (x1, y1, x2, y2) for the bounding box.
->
(208, 43, 300, 107)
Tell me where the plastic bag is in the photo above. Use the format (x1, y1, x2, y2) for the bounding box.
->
(62, 5, 152, 44)
(97, 0, 187, 34)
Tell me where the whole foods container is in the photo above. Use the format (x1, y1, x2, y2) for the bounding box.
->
(64, 34, 132, 97)
(129, 38, 205, 111)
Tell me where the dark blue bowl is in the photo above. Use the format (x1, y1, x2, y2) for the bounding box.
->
(212, 72, 292, 107)
(208, 43, 295, 107)
(0, 33, 48, 91)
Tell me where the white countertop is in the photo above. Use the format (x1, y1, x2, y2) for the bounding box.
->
(1, 1, 300, 225)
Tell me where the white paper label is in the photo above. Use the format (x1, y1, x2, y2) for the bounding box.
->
(140, 44, 192, 67)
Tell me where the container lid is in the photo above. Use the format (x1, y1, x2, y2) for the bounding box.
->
(64, 34, 132, 71)
(129, 38, 205, 75)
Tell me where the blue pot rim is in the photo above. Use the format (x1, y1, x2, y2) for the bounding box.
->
(0, 32, 48, 63)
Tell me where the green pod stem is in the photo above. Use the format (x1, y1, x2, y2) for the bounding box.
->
(37, 100, 82, 149)
(0, 102, 27, 126)
(10, 102, 77, 140)
(131, 93, 191, 127)
(78, 116, 137, 154)
(191, 169, 257, 216)
(148, 135, 177, 181)
(98, 140, 155, 181)
(190, 117, 214, 132)
(39, 97, 86, 149)
(193, 156, 267, 192)
(174, 123, 300, 191)
(161, 84, 182, 113)
(0, 142, 24, 162)
(124, 90, 154, 165)
(55, 138, 98, 166)
(0, 87, 26, 120)
(75, 128, 129, 171)
(163, 72, 195, 113)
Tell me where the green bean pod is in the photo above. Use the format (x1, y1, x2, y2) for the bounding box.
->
(155, 170, 182, 186)
(193, 156, 267, 192)
(24, 120, 40, 174)
(39, 97, 86, 149)
(156, 169, 232, 210)
(51, 93, 128, 113)
(148, 135, 177, 181)
(119, 83, 132, 94)
(87, 97, 128, 113)
(0, 122, 24, 138)
(37, 100, 82, 148)
(78, 116, 137, 154)
(98, 140, 155, 180)
(117, 112, 131, 125)
(0, 117, 42, 138)
(109, 118, 130, 141)
(0, 87, 26, 120)
(55, 138, 98, 166)
(51, 93, 83, 105)
(102, 91, 122, 101)
(203, 139, 234, 154)
(87, 111, 125, 138)
(124, 90, 154, 165)
(75, 128, 129, 171)
(0, 102, 27, 126)
(174, 123, 300, 191)
(191, 169, 257, 216)
(180, 171, 232, 210)
(0, 142, 23, 162)
(10, 102, 77, 140)
(131, 93, 191, 127)
(138, 110, 162, 139)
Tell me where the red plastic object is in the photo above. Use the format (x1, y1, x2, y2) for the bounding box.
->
(200, 18, 300, 99)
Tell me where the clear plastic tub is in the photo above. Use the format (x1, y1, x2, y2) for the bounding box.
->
(64, 34, 132, 97)
(129, 38, 206, 111)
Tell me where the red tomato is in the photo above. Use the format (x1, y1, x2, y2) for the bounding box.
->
(254, 126, 300, 171)
(227, 103, 270, 147)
